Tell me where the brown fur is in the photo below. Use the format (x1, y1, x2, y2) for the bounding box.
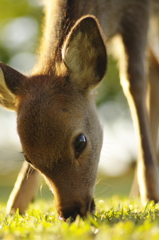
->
(0, 14, 106, 219)
(0, 0, 159, 219)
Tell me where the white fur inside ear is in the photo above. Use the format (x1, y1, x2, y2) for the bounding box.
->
(62, 31, 85, 75)
(62, 30, 99, 87)
(62, 16, 107, 90)
(0, 67, 16, 110)
(0, 67, 5, 85)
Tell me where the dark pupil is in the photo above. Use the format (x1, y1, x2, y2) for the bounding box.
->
(74, 134, 87, 155)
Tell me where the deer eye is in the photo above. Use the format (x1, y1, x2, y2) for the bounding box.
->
(74, 134, 87, 158)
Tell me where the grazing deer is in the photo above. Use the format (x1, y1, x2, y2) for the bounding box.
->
(0, 0, 159, 220)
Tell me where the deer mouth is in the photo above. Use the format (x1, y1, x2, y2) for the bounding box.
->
(58, 198, 96, 221)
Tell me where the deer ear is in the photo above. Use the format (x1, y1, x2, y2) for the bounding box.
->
(62, 16, 107, 90)
(0, 63, 26, 110)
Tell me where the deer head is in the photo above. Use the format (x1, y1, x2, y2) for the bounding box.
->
(0, 16, 107, 220)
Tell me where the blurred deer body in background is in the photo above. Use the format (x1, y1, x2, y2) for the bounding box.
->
(0, 0, 159, 220)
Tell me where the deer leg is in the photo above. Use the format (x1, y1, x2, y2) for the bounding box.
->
(118, 9, 159, 203)
(129, 166, 139, 198)
(148, 48, 159, 159)
(6, 161, 40, 214)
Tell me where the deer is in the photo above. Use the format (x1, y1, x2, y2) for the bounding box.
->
(0, 0, 159, 220)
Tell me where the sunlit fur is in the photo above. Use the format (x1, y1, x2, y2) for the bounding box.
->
(0, 0, 159, 219)
(0, 10, 107, 219)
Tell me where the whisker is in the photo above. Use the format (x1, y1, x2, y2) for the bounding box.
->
(95, 180, 116, 197)
(26, 165, 34, 179)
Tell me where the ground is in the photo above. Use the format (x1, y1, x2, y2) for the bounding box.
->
(1, 168, 159, 239)
(1, 198, 159, 240)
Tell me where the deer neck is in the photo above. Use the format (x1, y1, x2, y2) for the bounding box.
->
(33, 0, 81, 75)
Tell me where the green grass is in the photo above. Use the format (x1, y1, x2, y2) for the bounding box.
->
(1, 197, 159, 240)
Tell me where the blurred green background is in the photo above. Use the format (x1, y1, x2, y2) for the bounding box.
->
(0, 0, 136, 203)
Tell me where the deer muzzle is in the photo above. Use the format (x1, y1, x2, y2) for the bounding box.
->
(57, 198, 96, 221)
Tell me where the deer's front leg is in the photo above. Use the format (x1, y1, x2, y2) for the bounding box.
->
(6, 161, 40, 214)
(118, 7, 159, 203)
(148, 48, 159, 159)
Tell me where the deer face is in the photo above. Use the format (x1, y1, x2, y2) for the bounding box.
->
(17, 74, 103, 219)
(0, 16, 107, 220)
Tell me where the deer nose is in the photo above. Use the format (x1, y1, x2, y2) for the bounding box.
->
(58, 199, 96, 221)
(59, 209, 79, 221)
